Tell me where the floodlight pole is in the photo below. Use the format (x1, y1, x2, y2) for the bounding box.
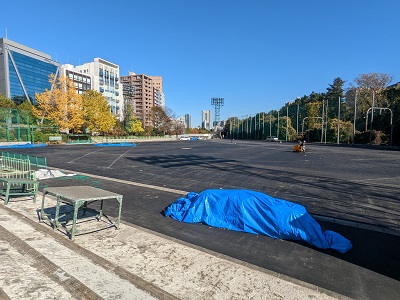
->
(211, 97, 224, 132)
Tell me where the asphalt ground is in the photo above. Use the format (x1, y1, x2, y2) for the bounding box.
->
(6, 139, 400, 299)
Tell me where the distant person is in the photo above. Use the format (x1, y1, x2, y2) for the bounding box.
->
(300, 140, 305, 152)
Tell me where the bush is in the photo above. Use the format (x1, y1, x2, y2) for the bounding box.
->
(354, 130, 389, 145)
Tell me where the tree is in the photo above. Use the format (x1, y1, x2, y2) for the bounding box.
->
(17, 101, 35, 125)
(279, 116, 297, 141)
(327, 119, 354, 144)
(354, 73, 393, 91)
(0, 94, 17, 109)
(33, 75, 84, 133)
(82, 90, 116, 134)
(127, 116, 145, 135)
(149, 106, 173, 135)
(326, 77, 345, 119)
(350, 73, 394, 115)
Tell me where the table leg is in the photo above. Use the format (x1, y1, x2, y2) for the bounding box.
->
(39, 191, 46, 222)
(116, 196, 123, 229)
(54, 195, 61, 230)
(4, 182, 11, 205)
(33, 182, 38, 203)
(71, 202, 80, 240)
(99, 200, 104, 221)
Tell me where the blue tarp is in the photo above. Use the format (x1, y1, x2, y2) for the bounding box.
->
(94, 142, 136, 147)
(0, 143, 47, 148)
(163, 189, 352, 253)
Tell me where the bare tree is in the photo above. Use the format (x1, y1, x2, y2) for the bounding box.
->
(349, 73, 394, 115)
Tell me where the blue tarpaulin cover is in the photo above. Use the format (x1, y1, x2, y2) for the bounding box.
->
(163, 189, 352, 253)
(94, 142, 136, 147)
(0, 143, 47, 148)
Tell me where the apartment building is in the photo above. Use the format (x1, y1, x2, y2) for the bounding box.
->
(72, 58, 123, 120)
(120, 72, 163, 127)
(0, 38, 60, 105)
(60, 64, 92, 94)
(150, 76, 165, 108)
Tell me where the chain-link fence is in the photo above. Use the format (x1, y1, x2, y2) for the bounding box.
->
(225, 97, 398, 145)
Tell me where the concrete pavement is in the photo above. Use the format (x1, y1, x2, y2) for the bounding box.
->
(0, 192, 344, 300)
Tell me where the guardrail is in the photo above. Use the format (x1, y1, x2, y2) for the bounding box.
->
(1, 152, 47, 169)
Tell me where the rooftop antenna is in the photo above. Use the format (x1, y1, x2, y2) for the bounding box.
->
(211, 97, 224, 127)
(5, 28, 7, 39)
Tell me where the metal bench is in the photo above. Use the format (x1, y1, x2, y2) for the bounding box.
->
(0, 178, 39, 204)
(48, 136, 62, 144)
(0, 156, 38, 204)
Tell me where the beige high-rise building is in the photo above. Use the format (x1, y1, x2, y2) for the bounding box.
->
(120, 72, 163, 127)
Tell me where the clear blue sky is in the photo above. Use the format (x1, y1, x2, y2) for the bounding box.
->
(2, 0, 399, 127)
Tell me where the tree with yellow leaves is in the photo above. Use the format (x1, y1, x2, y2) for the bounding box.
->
(127, 116, 145, 135)
(33, 75, 84, 133)
(81, 90, 116, 134)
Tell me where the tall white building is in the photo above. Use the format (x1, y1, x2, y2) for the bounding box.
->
(66, 58, 124, 120)
(202, 110, 212, 130)
(60, 64, 92, 95)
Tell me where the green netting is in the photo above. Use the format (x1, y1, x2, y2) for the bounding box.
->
(0, 108, 31, 142)
(0, 108, 58, 143)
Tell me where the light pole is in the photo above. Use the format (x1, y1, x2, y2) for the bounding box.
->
(337, 96, 340, 144)
(337, 96, 345, 144)
(286, 103, 289, 141)
(321, 100, 325, 143)
(325, 99, 328, 143)
(277, 110, 280, 139)
(296, 97, 300, 134)
(262, 113, 265, 139)
(269, 113, 272, 137)
(286, 101, 294, 141)
(369, 89, 375, 144)
(353, 89, 357, 144)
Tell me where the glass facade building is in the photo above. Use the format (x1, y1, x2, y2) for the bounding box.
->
(0, 38, 60, 104)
